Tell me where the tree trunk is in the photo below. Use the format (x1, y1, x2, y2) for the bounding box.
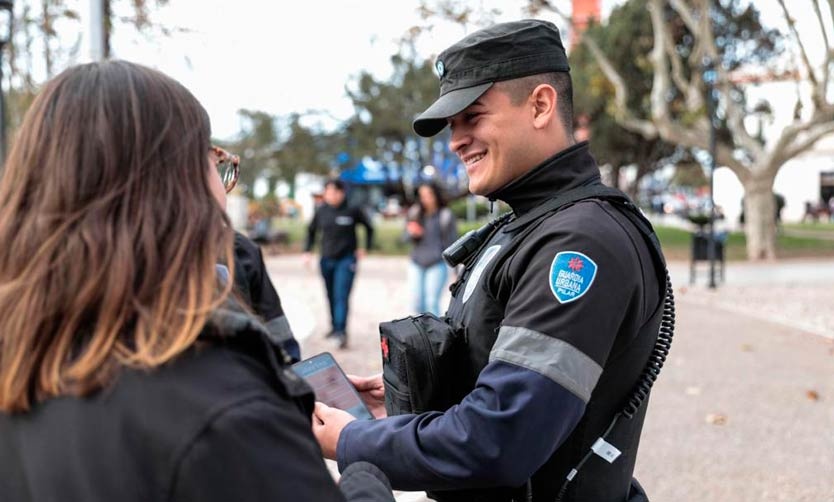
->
(288, 175, 296, 200)
(742, 173, 777, 260)
(627, 163, 650, 200)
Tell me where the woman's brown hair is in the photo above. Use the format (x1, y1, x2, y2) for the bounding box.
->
(0, 61, 234, 412)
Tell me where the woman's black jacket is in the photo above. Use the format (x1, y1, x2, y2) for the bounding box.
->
(0, 306, 393, 502)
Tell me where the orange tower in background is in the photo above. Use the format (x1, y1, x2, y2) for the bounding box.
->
(570, 0, 602, 142)
(571, 0, 601, 48)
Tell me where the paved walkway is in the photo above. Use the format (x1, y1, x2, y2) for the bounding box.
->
(668, 259, 834, 338)
(266, 254, 834, 502)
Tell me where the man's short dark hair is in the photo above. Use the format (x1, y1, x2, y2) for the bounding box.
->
(496, 72, 573, 137)
(324, 179, 346, 192)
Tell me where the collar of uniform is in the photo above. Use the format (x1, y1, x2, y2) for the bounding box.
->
(487, 141, 601, 216)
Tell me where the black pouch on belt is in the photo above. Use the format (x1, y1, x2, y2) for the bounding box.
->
(378, 313, 467, 415)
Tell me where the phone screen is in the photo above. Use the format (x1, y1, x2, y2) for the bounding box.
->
(291, 352, 374, 420)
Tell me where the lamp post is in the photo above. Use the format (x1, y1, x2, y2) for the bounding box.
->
(0, 0, 13, 166)
(702, 57, 718, 289)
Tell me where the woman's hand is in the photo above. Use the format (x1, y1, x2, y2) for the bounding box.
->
(312, 403, 356, 459)
(406, 220, 424, 239)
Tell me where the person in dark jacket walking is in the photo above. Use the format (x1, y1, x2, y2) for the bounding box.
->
(313, 21, 666, 502)
(304, 179, 374, 349)
(0, 60, 392, 502)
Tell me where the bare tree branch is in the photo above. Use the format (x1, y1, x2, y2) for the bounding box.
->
(716, 70, 764, 159)
(533, 0, 661, 138)
(777, 0, 820, 90)
(699, 0, 763, 160)
(768, 105, 834, 171)
(812, 0, 832, 52)
(666, 1, 711, 112)
(661, 17, 692, 102)
(648, 0, 673, 125)
(723, 89, 765, 159)
(811, 0, 833, 96)
(828, 0, 834, 32)
(771, 122, 834, 176)
(584, 37, 663, 138)
(644, 0, 754, 180)
(695, 0, 719, 61)
(619, 116, 662, 139)
(716, 145, 753, 184)
(668, 0, 698, 33)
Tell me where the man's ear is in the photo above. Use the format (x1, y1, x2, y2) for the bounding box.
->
(530, 84, 557, 130)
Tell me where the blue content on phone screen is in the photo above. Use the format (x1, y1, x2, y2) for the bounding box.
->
(292, 355, 372, 420)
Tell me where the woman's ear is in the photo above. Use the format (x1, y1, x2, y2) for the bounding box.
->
(530, 84, 557, 130)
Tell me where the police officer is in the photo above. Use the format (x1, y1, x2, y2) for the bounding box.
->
(313, 20, 666, 502)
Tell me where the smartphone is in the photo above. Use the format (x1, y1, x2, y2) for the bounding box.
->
(291, 352, 374, 420)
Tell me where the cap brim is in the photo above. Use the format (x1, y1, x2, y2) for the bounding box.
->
(412, 82, 494, 137)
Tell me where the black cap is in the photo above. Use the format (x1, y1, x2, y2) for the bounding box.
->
(413, 19, 570, 137)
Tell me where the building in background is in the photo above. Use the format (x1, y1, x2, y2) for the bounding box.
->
(570, 0, 601, 47)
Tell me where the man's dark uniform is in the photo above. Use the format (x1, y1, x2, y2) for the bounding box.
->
(338, 142, 664, 501)
(336, 20, 666, 502)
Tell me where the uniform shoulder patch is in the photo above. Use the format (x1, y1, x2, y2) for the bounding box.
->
(549, 251, 598, 304)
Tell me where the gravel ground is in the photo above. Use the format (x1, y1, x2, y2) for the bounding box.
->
(266, 254, 834, 502)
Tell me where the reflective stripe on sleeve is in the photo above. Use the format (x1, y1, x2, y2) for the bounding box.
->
(489, 325, 602, 403)
(264, 315, 294, 344)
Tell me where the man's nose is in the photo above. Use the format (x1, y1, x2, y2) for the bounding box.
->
(449, 126, 470, 154)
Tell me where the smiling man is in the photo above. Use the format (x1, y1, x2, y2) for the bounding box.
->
(313, 20, 668, 502)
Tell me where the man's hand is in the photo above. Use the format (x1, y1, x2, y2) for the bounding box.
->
(312, 402, 356, 459)
(348, 373, 387, 419)
(302, 252, 313, 269)
(355, 248, 367, 260)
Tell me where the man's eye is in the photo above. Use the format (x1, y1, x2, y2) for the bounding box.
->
(464, 112, 481, 121)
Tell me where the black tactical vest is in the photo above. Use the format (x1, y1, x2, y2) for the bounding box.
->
(434, 184, 666, 502)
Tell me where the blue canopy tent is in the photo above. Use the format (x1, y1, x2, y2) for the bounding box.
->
(338, 158, 396, 185)
(338, 157, 402, 211)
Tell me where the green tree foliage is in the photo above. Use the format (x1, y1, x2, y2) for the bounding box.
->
(275, 114, 334, 182)
(669, 160, 708, 188)
(344, 50, 440, 166)
(230, 110, 280, 194)
(228, 110, 337, 198)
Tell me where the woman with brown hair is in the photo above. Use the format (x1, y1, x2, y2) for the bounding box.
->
(404, 182, 457, 316)
(0, 61, 392, 502)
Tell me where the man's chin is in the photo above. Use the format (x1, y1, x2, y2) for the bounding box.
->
(468, 181, 486, 197)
